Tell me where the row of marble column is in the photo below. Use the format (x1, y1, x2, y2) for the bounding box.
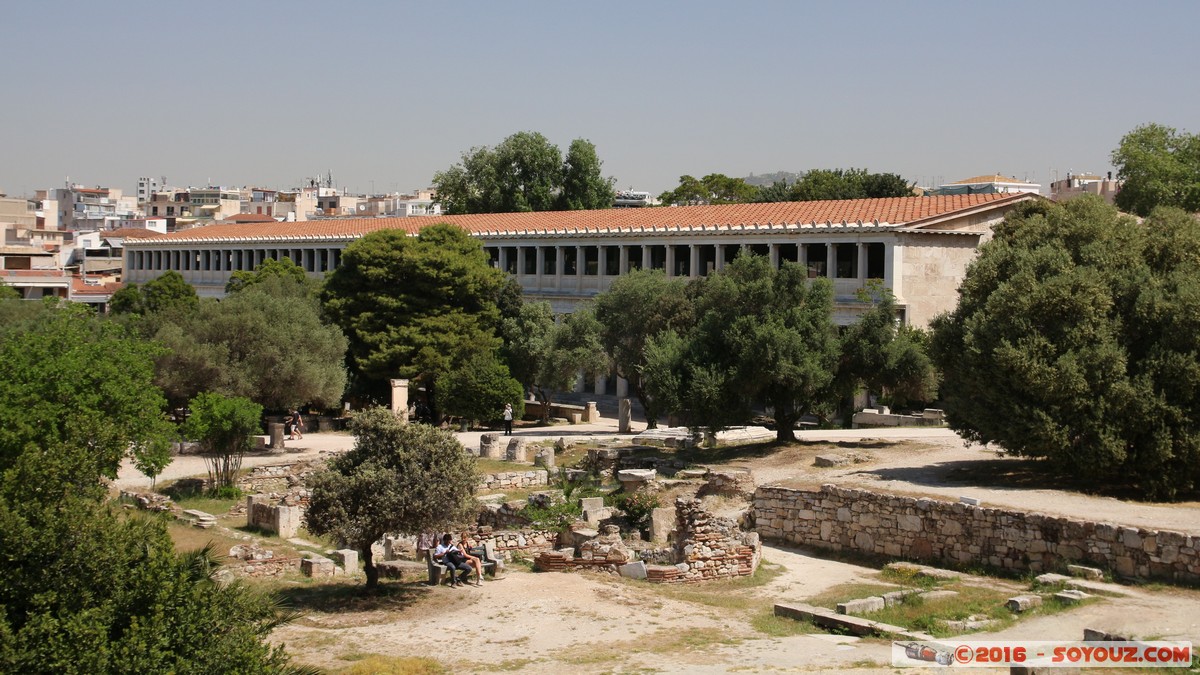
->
(129, 247, 342, 275)
(486, 241, 886, 281)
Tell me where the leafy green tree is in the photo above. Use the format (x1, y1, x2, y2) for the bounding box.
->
(153, 276, 348, 411)
(0, 279, 21, 300)
(141, 270, 199, 315)
(0, 309, 299, 672)
(1112, 122, 1200, 216)
(0, 496, 301, 673)
(434, 132, 613, 214)
(754, 180, 794, 203)
(838, 284, 937, 409)
(0, 304, 174, 488)
(696, 256, 840, 441)
(305, 408, 479, 589)
(181, 392, 263, 490)
(788, 168, 912, 201)
(658, 174, 708, 205)
(435, 351, 524, 427)
(108, 283, 144, 314)
(659, 174, 756, 205)
(593, 270, 693, 428)
(559, 138, 616, 210)
(322, 224, 508, 407)
(502, 302, 607, 422)
(225, 257, 315, 295)
(931, 197, 1200, 498)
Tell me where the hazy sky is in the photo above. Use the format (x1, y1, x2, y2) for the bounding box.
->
(3, 1, 1197, 198)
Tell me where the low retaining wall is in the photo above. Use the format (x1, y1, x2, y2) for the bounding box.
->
(478, 469, 548, 492)
(476, 528, 559, 560)
(755, 484, 1200, 583)
(673, 497, 761, 582)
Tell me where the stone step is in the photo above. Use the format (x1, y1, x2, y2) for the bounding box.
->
(774, 602, 933, 641)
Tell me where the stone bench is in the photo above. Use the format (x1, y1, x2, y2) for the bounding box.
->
(426, 541, 503, 586)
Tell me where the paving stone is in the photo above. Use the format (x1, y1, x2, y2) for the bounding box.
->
(618, 561, 647, 580)
(775, 602, 932, 641)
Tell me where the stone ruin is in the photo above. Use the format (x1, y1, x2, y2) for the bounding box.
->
(534, 495, 761, 584)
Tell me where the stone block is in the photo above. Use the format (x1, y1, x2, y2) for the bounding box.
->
(1066, 564, 1103, 581)
(301, 556, 335, 578)
(585, 401, 599, 423)
(882, 589, 920, 607)
(1035, 573, 1071, 585)
(580, 497, 605, 513)
(618, 560, 647, 580)
(1083, 628, 1129, 642)
(1053, 590, 1090, 605)
(1005, 595, 1043, 612)
(958, 495, 981, 506)
(837, 596, 885, 615)
(814, 454, 850, 467)
(331, 549, 359, 572)
(918, 590, 959, 601)
(897, 514, 924, 532)
(568, 412, 582, 425)
(650, 507, 675, 543)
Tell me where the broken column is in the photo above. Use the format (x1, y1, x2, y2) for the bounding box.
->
(389, 378, 409, 424)
(618, 398, 632, 433)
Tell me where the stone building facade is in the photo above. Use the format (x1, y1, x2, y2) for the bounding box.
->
(123, 194, 1034, 332)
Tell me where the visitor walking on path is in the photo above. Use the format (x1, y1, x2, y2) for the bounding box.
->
(290, 410, 305, 440)
(503, 403, 513, 436)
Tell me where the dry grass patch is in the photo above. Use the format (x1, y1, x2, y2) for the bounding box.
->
(330, 655, 446, 674)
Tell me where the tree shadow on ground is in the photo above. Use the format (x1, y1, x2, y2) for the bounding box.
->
(860, 457, 1196, 502)
(678, 439, 828, 465)
(275, 580, 432, 614)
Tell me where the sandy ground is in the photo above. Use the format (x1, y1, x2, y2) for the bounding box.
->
(117, 420, 1200, 673)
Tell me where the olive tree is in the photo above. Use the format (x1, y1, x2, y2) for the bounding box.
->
(305, 408, 479, 589)
(181, 392, 263, 491)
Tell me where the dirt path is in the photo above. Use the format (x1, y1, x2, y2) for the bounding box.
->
(742, 428, 1200, 535)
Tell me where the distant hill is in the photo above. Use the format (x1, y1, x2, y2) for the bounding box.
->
(742, 171, 802, 187)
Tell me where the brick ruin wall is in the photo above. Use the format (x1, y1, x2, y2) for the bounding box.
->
(672, 497, 760, 583)
(755, 484, 1200, 583)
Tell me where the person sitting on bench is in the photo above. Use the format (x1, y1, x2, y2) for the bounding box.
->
(457, 531, 488, 584)
(434, 534, 472, 587)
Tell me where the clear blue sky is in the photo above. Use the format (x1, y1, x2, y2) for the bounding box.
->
(2, 0, 1197, 197)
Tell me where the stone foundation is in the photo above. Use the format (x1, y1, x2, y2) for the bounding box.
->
(246, 495, 302, 538)
(755, 484, 1200, 583)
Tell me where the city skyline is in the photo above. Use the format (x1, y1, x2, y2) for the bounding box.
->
(2, 0, 1197, 198)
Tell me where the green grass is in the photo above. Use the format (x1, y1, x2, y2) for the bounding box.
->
(750, 607, 820, 637)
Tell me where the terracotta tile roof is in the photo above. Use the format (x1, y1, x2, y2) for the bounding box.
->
(223, 213, 278, 223)
(950, 174, 1037, 185)
(131, 194, 1028, 244)
(71, 276, 122, 295)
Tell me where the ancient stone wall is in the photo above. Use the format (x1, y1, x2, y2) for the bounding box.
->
(671, 497, 761, 582)
(474, 528, 559, 560)
(755, 484, 1200, 583)
(236, 461, 319, 506)
(477, 469, 548, 492)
